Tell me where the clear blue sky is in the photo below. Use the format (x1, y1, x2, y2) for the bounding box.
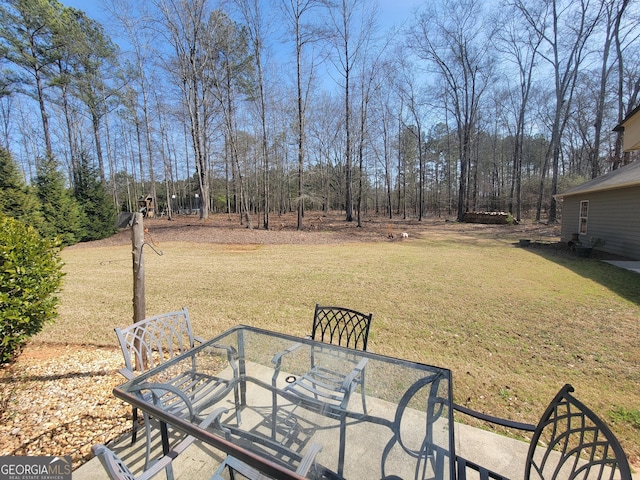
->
(58, 0, 423, 92)
(59, 0, 422, 33)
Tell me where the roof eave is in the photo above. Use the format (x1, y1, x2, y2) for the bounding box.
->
(613, 103, 640, 132)
(555, 181, 639, 199)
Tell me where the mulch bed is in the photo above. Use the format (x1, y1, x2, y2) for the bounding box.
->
(0, 344, 130, 468)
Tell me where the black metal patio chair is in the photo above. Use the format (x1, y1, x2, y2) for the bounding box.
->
(379, 366, 466, 480)
(284, 304, 373, 413)
(92, 408, 223, 480)
(382, 384, 631, 480)
(209, 406, 324, 480)
(453, 384, 632, 480)
(93, 443, 175, 480)
(211, 453, 320, 480)
(270, 304, 373, 476)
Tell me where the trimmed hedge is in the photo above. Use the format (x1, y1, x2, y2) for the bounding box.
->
(0, 215, 64, 364)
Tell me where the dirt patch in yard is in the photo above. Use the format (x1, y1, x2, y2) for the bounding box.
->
(69, 211, 562, 248)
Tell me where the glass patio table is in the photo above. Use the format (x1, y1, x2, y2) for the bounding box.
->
(113, 325, 455, 480)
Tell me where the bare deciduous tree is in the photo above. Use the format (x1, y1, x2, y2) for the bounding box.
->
(153, 0, 212, 219)
(326, 0, 373, 223)
(235, 0, 271, 229)
(612, 0, 640, 169)
(280, 0, 322, 230)
(410, 0, 495, 221)
(515, 0, 602, 222)
(493, 3, 542, 221)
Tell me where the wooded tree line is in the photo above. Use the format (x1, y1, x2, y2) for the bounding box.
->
(1, 0, 639, 234)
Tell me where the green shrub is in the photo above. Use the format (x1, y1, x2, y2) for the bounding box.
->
(0, 215, 64, 364)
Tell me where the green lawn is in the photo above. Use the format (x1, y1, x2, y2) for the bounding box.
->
(38, 226, 640, 460)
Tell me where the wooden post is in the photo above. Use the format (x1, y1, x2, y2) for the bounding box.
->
(131, 212, 145, 324)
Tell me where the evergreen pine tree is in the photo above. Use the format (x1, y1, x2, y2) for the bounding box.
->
(35, 156, 86, 245)
(0, 147, 43, 228)
(73, 152, 117, 241)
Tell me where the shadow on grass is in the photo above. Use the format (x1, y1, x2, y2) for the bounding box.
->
(517, 241, 640, 306)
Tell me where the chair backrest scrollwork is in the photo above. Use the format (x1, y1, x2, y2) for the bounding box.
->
(115, 307, 195, 374)
(92, 444, 137, 480)
(312, 304, 373, 351)
(525, 384, 632, 480)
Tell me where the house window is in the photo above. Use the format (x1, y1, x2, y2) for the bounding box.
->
(579, 200, 589, 234)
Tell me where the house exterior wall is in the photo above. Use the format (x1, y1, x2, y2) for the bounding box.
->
(560, 197, 581, 240)
(560, 186, 640, 260)
(622, 112, 640, 151)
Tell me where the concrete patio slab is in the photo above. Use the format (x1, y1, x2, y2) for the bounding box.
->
(73, 419, 532, 480)
(73, 360, 635, 479)
(604, 260, 640, 274)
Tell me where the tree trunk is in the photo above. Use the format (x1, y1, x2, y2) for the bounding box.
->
(131, 212, 145, 324)
(344, 45, 353, 222)
(295, 5, 305, 231)
(33, 59, 53, 158)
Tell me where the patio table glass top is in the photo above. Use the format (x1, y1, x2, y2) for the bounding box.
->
(113, 325, 455, 480)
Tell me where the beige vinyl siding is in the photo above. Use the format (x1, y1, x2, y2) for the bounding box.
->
(560, 186, 640, 259)
(560, 197, 581, 240)
(622, 110, 640, 151)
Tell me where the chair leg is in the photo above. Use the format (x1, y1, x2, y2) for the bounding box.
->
(143, 412, 152, 470)
(160, 421, 175, 480)
(132, 405, 154, 470)
(131, 406, 138, 444)
(271, 389, 278, 441)
(338, 413, 347, 477)
(131, 407, 155, 470)
(233, 383, 242, 426)
(360, 375, 368, 415)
